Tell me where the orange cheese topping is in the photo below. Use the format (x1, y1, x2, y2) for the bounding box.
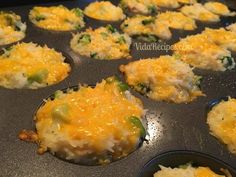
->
(36, 77, 144, 156)
(120, 55, 203, 103)
(29, 6, 85, 31)
(195, 167, 225, 177)
(207, 98, 236, 154)
(0, 42, 70, 88)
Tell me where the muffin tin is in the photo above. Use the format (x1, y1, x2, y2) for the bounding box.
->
(0, 0, 236, 177)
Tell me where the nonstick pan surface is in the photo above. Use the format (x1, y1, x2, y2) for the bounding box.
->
(0, 0, 236, 177)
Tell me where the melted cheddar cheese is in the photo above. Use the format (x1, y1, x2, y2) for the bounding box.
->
(204, 2, 235, 16)
(153, 0, 180, 8)
(202, 28, 236, 52)
(84, 1, 125, 21)
(181, 3, 220, 22)
(173, 34, 234, 71)
(29, 5, 85, 31)
(0, 11, 26, 45)
(120, 55, 204, 103)
(156, 11, 196, 30)
(177, 0, 197, 4)
(120, 0, 156, 15)
(0, 42, 70, 89)
(121, 15, 171, 40)
(35, 77, 145, 164)
(154, 165, 225, 177)
(207, 98, 236, 154)
(70, 25, 131, 60)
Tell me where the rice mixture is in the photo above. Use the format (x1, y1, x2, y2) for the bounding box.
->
(29, 5, 85, 31)
(0, 11, 26, 45)
(120, 55, 204, 103)
(207, 98, 236, 154)
(173, 33, 235, 71)
(154, 164, 225, 177)
(0, 42, 70, 89)
(70, 25, 131, 59)
(84, 1, 125, 21)
(20, 77, 146, 165)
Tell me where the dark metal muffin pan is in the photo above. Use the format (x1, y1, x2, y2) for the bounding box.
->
(0, 0, 236, 177)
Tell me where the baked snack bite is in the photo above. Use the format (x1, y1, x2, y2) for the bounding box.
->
(154, 164, 225, 177)
(181, 3, 220, 22)
(156, 11, 197, 31)
(84, 1, 125, 21)
(0, 42, 70, 89)
(20, 76, 146, 165)
(120, 0, 157, 15)
(173, 34, 235, 71)
(70, 25, 131, 59)
(120, 55, 204, 103)
(0, 11, 26, 45)
(121, 15, 171, 40)
(202, 28, 236, 52)
(29, 5, 85, 31)
(207, 98, 236, 154)
(154, 0, 180, 9)
(204, 2, 236, 16)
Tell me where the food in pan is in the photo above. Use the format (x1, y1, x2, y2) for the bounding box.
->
(70, 25, 131, 59)
(0, 11, 26, 45)
(177, 0, 197, 4)
(120, 0, 158, 15)
(156, 11, 197, 31)
(202, 28, 236, 52)
(19, 76, 146, 165)
(121, 12, 197, 41)
(120, 0, 198, 15)
(154, 0, 180, 9)
(204, 2, 235, 16)
(154, 164, 226, 177)
(173, 34, 235, 71)
(180, 3, 220, 22)
(84, 1, 125, 21)
(207, 98, 236, 154)
(0, 42, 70, 89)
(226, 23, 236, 33)
(29, 5, 85, 31)
(121, 15, 171, 40)
(120, 55, 204, 103)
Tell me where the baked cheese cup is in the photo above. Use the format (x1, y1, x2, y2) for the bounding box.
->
(70, 25, 131, 60)
(207, 98, 236, 154)
(120, 55, 204, 103)
(121, 15, 171, 41)
(120, 0, 158, 15)
(154, 164, 226, 177)
(202, 28, 236, 52)
(173, 34, 235, 71)
(84, 1, 125, 21)
(29, 5, 85, 31)
(181, 3, 220, 22)
(204, 2, 236, 16)
(0, 42, 71, 89)
(0, 11, 26, 46)
(120, 0, 196, 15)
(156, 11, 197, 31)
(20, 76, 146, 165)
(154, 0, 180, 9)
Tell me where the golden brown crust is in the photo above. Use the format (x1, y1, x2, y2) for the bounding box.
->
(18, 129, 38, 143)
